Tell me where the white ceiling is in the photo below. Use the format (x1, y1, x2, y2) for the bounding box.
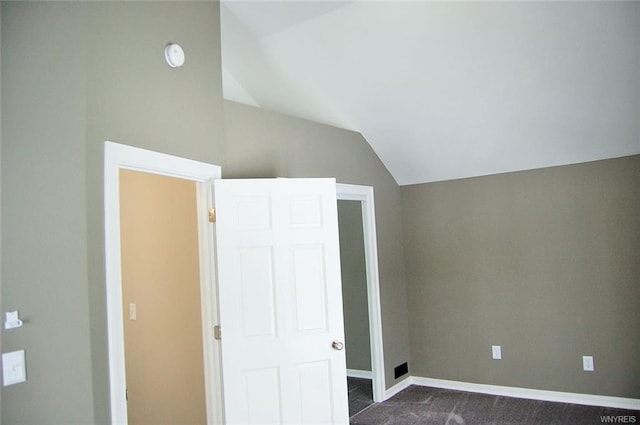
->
(220, 1, 640, 185)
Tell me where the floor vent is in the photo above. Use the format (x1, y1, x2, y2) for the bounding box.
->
(394, 362, 409, 379)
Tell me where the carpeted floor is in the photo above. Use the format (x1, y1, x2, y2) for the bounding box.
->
(350, 384, 639, 425)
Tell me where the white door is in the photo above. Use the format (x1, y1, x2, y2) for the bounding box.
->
(214, 178, 349, 425)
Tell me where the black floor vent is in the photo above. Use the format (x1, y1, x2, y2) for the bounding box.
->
(394, 362, 408, 379)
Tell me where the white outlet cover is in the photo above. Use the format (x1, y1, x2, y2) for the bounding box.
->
(2, 350, 27, 386)
(492, 345, 502, 360)
(583, 356, 595, 371)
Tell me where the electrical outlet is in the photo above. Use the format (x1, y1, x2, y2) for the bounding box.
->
(492, 345, 502, 360)
(582, 356, 594, 372)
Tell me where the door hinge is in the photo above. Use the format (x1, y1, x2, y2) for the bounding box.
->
(208, 208, 216, 223)
(214, 325, 222, 340)
(126, 388, 128, 401)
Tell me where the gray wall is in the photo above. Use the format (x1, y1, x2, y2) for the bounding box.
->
(402, 155, 640, 398)
(2, 3, 92, 422)
(338, 200, 371, 372)
(224, 100, 411, 388)
(1, 2, 225, 423)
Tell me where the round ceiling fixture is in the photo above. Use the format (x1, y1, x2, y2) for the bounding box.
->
(164, 43, 185, 68)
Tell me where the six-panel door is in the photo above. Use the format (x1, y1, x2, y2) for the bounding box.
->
(214, 178, 349, 425)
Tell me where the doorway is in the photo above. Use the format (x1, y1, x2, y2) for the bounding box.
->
(336, 184, 386, 409)
(119, 170, 206, 424)
(104, 142, 223, 424)
(338, 199, 374, 416)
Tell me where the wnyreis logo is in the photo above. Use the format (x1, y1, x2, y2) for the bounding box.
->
(600, 416, 637, 423)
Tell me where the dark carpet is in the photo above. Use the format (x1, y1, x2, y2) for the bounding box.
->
(348, 377, 375, 417)
(350, 384, 639, 425)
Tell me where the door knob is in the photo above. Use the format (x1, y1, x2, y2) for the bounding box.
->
(332, 341, 344, 351)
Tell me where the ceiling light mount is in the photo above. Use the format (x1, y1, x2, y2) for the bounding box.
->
(164, 43, 185, 68)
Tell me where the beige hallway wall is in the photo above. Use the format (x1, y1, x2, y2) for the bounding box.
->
(119, 170, 206, 425)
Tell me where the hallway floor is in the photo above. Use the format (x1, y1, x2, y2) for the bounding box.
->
(348, 377, 374, 418)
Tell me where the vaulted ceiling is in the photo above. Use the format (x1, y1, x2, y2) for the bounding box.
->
(220, 1, 640, 185)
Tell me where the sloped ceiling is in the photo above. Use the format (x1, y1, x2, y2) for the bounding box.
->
(220, 1, 640, 185)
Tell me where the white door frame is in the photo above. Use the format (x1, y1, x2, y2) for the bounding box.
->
(336, 183, 386, 403)
(104, 141, 223, 425)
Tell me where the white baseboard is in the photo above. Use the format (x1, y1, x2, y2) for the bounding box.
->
(384, 376, 412, 400)
(347, 369, 373, 379)
(411, 376, 640, 410)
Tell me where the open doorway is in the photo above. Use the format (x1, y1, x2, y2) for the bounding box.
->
(104, 142, 223, 424)
(336, 184, 385, 416)
(338, 199, 374, 416)
(119, 170, 206, 424)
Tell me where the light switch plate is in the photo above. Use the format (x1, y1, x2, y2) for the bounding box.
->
(3, 350, 27, 386)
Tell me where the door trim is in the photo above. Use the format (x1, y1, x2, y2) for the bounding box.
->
(104, 141, 222, 424)
(336, 183, 386, 403)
